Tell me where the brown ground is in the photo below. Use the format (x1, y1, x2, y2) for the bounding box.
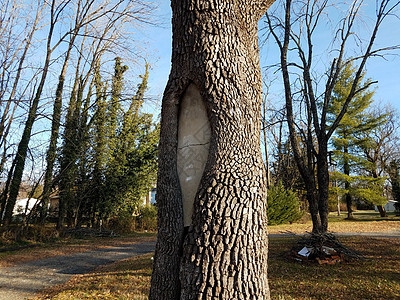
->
(0, 234, 156, 268)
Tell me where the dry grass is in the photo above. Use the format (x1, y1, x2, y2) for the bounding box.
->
(33, 253, 154, 300)
(34, 236, 400, 300)
(268, 220, 400, 234)
(0, 233, 156, 268)
(269, 237, 400, 299)
(268, 210, 400, 234)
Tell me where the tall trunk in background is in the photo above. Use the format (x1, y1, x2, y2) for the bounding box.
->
(106, 57, 127, 158)
(150, 1, 274, 299)
(0, 157, 17, 219)
(343, 144, 354, 219)
(3, 1, 56, 227)
(57, 71, 82, 230)
(317, 137, 330, 232)
(371, 169, 387, 217)
(262, 98, 271, 188)
(89, 66, 107, 227)
(40, 35, 77, 223)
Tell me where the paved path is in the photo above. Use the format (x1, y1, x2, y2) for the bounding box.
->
(0, 241, 156, 300)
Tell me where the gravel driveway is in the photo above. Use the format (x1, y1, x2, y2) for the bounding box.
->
(0, 240, 156, 300)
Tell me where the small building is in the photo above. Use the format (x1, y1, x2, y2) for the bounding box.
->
(12, 198, 39, 216)
(144, 188, 157, 206)
(375, 200, 398, 212)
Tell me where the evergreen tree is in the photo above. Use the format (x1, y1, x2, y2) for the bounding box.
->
(106, 57, 128, 161)
(267, 181, 303, 225)
(328, 63, 384, 219)
(55, 57, 158, 229)
(57, 76, 84, 229)
(86, 60, 158, 225)
(89, 64, 108, 227)
(105, 63, 158, 216)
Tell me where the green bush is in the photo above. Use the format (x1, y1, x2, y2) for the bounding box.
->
(136, 205, 157, 231)
(0, 225, 60, 245)
(267, 182, 303, 225)
(107, 211, 137, 234)
(105, 205, 157, 233)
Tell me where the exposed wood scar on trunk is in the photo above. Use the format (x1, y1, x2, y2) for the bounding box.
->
(177, 83, 211, 227)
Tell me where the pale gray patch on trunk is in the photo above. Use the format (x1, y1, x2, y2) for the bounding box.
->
(177, 84, 210, 226)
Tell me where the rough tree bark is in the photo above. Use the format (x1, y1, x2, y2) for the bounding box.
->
(150, 1, 274, 299)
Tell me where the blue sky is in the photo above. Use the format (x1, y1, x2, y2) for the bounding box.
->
(142, 1, 400, 114)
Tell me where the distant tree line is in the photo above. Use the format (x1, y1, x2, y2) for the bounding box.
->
(262, 0, 400, 230)
(0, 0, 159, 229)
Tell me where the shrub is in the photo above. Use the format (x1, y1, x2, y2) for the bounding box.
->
(267, 182, 303, 225)
(107, 211, 137, 234)
(0, 225, 59, 245)
(136, 205, 157, 231)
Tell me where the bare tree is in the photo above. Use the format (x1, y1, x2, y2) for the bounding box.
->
(41, 0, 153, 223)
(0, 1, 44, 175)
(2, 0, 77, 226)
(265, 0, 400, 233)
(0, 0, 155, 226)
(359, 104, 400, 216)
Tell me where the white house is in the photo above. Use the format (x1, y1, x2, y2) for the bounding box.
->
(375, 200, 397, 212)
(12, 198, 39, 215)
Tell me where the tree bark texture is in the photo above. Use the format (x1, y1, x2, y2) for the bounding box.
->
(317, 138, 329, 232)
(343, 145, 354, 219)
(150, 0, 273, 299)
(150, 1, 274, 299)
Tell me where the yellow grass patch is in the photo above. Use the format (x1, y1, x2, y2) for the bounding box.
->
(268, 220, 400, 234)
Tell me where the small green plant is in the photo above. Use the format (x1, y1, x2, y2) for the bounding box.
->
(137, 205, 157, 231)
(267, 182, 303, 225)
(106, 211, 137, 234)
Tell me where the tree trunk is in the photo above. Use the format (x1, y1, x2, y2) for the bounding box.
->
(150, 1, 274, 299)
(371, 170, 387, 218)
(376, 205, 387, 218)
(2, 0, 57, 227)
(317, 140, 330, 232)
(306, 182, 322, 233)
(3, 46, 53, 227)
(0, 157, 16, 220)
(41, 39, 75, 223)
(343, 144, 354, 219)
(57, 77, 83, 230)
(272, 0, 322, 233)
(262, 99, 271, 188)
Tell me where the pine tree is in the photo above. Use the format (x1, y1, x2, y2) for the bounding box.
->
(267, 181, 303, 225)
(328, 63, 383, 219)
